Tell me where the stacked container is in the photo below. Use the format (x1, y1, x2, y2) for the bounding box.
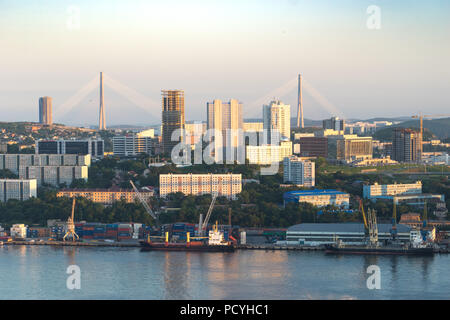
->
(106, 224, 118, 240)
(118, 223, 132, 241)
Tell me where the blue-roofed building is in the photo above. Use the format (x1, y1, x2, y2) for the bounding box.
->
(283, 189, 350, 208)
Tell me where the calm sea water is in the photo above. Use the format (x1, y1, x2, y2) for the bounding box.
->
(0, 245, 449, 300)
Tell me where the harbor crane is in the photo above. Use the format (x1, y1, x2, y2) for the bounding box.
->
(130, 180, 160, 228)
(197, 194, 217, 237)
(63, 198, 79, 242)
(390, 197, 398, 240)
(360, 200, 378, 246)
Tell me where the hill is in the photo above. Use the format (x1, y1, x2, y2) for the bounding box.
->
(372, 117, 450, 141)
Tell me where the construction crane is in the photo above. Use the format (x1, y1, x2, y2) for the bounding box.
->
(63, 198, 79, 242)
(359, 199, 369, 237)
(412, 113, 450, 139)
(130, 180, 160, 228)
(197, 194, 217, 237)
(390, 197, 398, 240)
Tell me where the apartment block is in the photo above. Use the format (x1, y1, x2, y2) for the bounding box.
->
(57, 188, 153, 205)
(19, 166, 88, 186)
(363, 181, 422, 199)
(246, 141, 292, 165)
(283, 156, 315, 187)
(0, 179, 37, 202)
(159, 173, 242, 200)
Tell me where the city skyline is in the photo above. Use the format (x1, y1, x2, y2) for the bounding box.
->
(1, 0, 449, 126)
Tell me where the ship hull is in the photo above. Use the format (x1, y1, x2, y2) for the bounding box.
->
(140, 241, 235, 252)
(324, 244, 434, 255)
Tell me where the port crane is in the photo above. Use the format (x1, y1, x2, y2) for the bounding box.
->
(63, 198, 79, 242)
(360, 200, 378, 246)
(130, 180, 160, 228)
(390, 197, 398, 240)
(197, 194, 217, 237)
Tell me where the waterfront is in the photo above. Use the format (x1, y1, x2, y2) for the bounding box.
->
(0, 246, 449, 300)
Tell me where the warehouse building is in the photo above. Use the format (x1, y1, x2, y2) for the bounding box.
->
(19, 166, 88, 186)
(0, 179, 37, 202)
(286, 223, 413, 245)
(283, 189, 350, 208)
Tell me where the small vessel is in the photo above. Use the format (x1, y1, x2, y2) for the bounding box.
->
(140, 222, 235, 252)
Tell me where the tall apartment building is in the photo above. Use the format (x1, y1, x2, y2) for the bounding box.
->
(336, 136, 373, 161)
(323, 116, 344, 132)
(19, 166, 88, 186)
(159, 173, 242, 200)
(392, 128, 422, 162)
(113, 130, 157, 157)
(0, 179, 37, 202)
(162, 90, 185, 155)
(36, 139, 104, 158)
(57, 188, 153, 205)
(184, 121, 206, 147)
(0, 154, 91, 174)
(243, 121, 263, 132)
(283, 156, 315, 187)
(363, 181, 422, 199)
(246, 141, 292, 165)
(263, 100, 291, 142)
(39, 96, 52, 125)
(207, 99, 243, 162)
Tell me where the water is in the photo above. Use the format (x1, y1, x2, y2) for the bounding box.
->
(0, 245, 449, 299)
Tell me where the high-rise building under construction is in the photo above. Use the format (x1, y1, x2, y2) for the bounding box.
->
(392, 128, 422, 162)
(162, 90, 185, 155)
(39, 96, 52, 125)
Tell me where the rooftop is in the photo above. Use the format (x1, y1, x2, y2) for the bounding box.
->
(284, 189, 349, 197)
(287, 223, 412, 234)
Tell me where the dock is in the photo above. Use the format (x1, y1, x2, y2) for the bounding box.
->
(8, 240, 140, 248)
(237, 244, 324, 251)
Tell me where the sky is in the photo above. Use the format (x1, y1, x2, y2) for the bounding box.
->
(0, 0, 449, 126)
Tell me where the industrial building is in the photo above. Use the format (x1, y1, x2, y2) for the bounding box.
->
(19, 165, 88, 186)
(36, 139, 104, 158)
(283, 156, 315, 187)
(283, 189, 350, 208)
(0, 179, 37, 202)
(246, 141, 292, 165)
(0, 154, 91, 174)
(363, 181, 444, 205)
(162, 90, 185, 155)
(159, 173, 242, 200)
(57, 188, 153, 206)
(286, 223, 413, 245)
(39, 96, 52, 125)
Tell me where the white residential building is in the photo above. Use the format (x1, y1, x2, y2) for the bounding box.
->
(246, 141, 292, 165)
(363, 181, 422, 199)
(159, 173, 242, 200)
(0, 154, 91, 174)
(19, 166, 88, 186)
(283, 156, 315, 187)
(0, 179, 37, 202)
(263, 100, 291, 142)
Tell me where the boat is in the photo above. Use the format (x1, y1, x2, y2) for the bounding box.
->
(140, 222, 235, 252)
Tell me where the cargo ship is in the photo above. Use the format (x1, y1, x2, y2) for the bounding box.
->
(140, 223, 235, 252)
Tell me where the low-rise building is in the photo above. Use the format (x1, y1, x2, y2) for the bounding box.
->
(350, 156, 397, 167)
(159, 173, 242, 200)
(0, 179, 37, 201)
(56, 188, 153, 205)
(283, 189, 350, 208)
(363, 181, 422, 199)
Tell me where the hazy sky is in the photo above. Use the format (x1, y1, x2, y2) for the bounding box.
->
(1, 0, 449, 126)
